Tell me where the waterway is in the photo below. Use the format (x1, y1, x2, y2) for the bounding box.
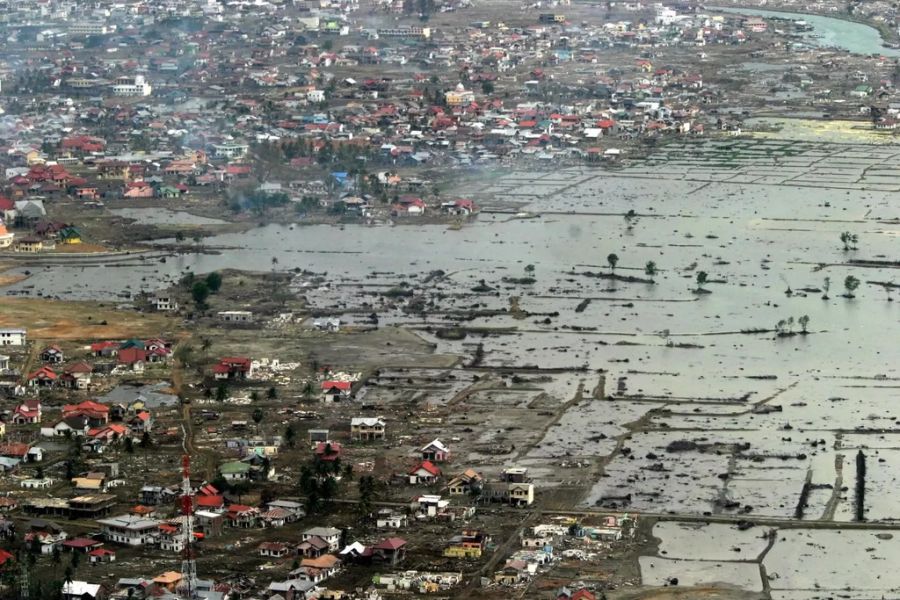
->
(714, 6, 900, 56)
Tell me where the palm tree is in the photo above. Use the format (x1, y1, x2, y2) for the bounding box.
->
(844, 275, 860, 298)
(173, 344, 194, 368)
(645, 261, 657, 282)
(271, 256, 279, 291)
(695, 271, 709, 292)
(822, 276, 831, 300)
(607, 253, 619, 272)
(775, 319, 787, 336)
(284, 424, 296, 448)
(840, 231, 859, 251)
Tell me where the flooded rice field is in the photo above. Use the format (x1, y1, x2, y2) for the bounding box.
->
(645, 522, 900, 598)
(6, 138, 899, 523)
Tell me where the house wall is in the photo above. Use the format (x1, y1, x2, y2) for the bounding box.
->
(102, 527, 157, 546)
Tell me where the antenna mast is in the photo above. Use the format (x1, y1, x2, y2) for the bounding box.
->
(180, 454, 197, 599)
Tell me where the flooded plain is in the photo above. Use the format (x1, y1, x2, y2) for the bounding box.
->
(645, 522, 900, 599)
(5, 138, 899, 525)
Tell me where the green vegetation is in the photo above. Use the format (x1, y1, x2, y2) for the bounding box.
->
(300, 449, 344, 514)
(840, 231, 859, 251)
(695, 270, 709, 292)
(607, 253, 619, 272)
(205, 272, 222, 292)
(192, 281, 210, 308)
(844, 275, 861, 298)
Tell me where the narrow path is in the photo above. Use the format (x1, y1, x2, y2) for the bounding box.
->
(820, 445, 845, 521)
(714, 452, 739, 515)
(756, 528, 778, 600)
(514, 381, 584, 461)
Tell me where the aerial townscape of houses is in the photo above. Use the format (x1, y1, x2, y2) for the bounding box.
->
(0, 316, 639, 600)
(1, 0, 898, 598)
(2, 0, 896, 252)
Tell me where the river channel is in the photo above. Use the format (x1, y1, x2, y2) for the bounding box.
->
(714, 6, 900, 56)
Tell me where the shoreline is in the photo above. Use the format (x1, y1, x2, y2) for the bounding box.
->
(710, 3, 899, 47)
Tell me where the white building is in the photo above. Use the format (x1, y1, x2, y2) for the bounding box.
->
(69, 22, 109, 35)
(350, 417, 385, 441)
(97, 515, 161, 546)
(152, 294, 178, 312)
(212, 143, 249, 159)
(217, 310, 253, 323)
(302, 526, 341, 551)
(655, 6, 677, 25)
(111, 75, 152, 97)
(62, 581, 102, 600)
(0, 329, 26, 346)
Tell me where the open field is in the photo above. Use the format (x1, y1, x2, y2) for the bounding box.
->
(0, 297, 182, 340)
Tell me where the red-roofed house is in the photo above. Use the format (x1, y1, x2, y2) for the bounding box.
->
(409, 460, 441, 485)
(0, 443, 42, 462)
(87, 423, 129, 443)
(197, 484, 219, 497)
(372, 537, 407, 565)
(129, 411, 153, 434)
(60, 362, 92, 391)
(91, 341, 119, 357)
(225, 504, 259, 528)
(195, 495, 225, 511)
(314, 442, 342, 462)
(259, 541, 291, 558)
(123, 181, 155, 199)
(12, 399, 41, 424)
(63, 538, 104, 553)
(321, 380, 351, 403)
(27, 366, 57, 387)
(88, 548, 116, 564)
(213, 357, 253, 380)
(63, 401, 109, 426)
(117, 347, 148, 368)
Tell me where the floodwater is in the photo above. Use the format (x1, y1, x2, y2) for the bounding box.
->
(5, 138, 899, 520)
(714, 6, 900, 56)
(646, 522, 900, 597)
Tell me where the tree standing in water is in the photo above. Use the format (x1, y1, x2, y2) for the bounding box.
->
(607, 253, 619, 272)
